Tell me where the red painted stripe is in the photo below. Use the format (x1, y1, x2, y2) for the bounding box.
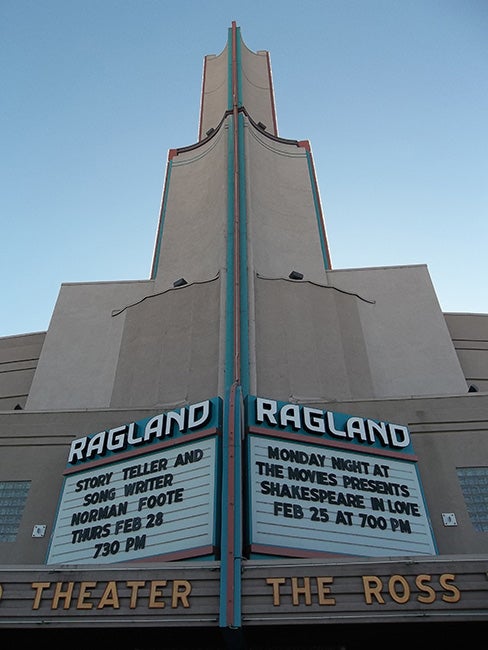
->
(265, 51, 278, 136)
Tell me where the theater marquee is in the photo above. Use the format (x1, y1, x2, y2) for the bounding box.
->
(0, 558, 487, 628)
(47, 398, 222, 565)
(245, 396, 437, 558)
(45, 394, 436, 567)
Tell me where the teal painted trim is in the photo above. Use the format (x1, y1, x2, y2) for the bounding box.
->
(235, 26, 243, 107)
(305, 151, 331, 270)
(231, 384, 243, 625)
(225, 116, 235, 393)
(218, 386, 231, 626)
(227, 26, 233, 111)
(218, 384, 243, 628)
(243, 429, 253, 551)
(150, 160, 173, 279)
(238, 112, 249, 397)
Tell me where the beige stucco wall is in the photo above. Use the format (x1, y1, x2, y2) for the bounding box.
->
(245, 124, 328, 283)
(25, 277, 224, 412)
(152, 128, 229, 291)
(25, 280, 155, 410)
(326, 265, 468, 397)
(253, 276, 372, 401)
(444, 312, 488, 392)
(199, 48, 228, 140)
(198, 30, 277, 141)
(0, 332, 45, 409)
(240, 40, 276, 134)
(111, 276, 222, 407)
(252, 265, 467, 403)
(25, 263, 467, 412)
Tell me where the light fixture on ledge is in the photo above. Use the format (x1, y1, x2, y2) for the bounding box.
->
(173, 278, 188, 288)
(289, 270, 304, 280)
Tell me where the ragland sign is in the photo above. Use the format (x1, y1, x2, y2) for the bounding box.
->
(246, 397, 437, 558)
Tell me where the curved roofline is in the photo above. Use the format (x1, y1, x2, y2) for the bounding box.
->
(171, 106, 301, 160)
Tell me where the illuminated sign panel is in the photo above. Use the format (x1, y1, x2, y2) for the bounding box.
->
(66, 399, 220, 466)
(247, 396, 413, 454)
(47, 399, 222, 565)
(246, 396, 436, 558)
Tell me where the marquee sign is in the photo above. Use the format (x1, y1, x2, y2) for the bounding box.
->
(247, 396, 413, 453)
(246, 396, 437, 558)
(46, 395, 436, 565)
(46, 399, 222, 565)
(1, 557, 487, 627)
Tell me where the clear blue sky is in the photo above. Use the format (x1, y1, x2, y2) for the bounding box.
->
(1, 0, 487, 337)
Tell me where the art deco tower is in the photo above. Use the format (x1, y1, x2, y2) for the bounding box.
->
(149, 21, 331, 405)
(25, 21, 464, 415)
